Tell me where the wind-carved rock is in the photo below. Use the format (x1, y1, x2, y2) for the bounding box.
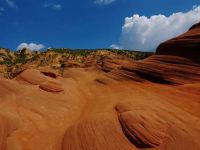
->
(119, 110, 168, 148)
(156, 22, 200, 63)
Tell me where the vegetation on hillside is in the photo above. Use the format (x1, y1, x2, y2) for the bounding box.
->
(0, 48, 154, 78)
(48, 48, 153, 59)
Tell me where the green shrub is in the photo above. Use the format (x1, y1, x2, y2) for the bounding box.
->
(14, 55, 27, 64)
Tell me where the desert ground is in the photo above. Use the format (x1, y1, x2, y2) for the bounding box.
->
(0, 23, 200, 150)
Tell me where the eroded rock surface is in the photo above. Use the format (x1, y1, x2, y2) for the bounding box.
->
(156, 22, 200, 63)
(0, 23, 200, 150)
(62, 114, 134, 150)
(118, 110, 168, 148)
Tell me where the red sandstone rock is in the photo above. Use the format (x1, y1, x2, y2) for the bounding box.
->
(62, 114, 134, 150)
(156, 22, 200, 63)
(16, 69, 47, 85)
(39, 81, 64, 93)
(0, 23, 200, 150)
(119, 110, 168, 148)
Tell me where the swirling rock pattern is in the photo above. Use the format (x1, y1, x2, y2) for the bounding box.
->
(118, 110, 168, 148)
(156, 22, 200, 63)
(0, 23, 200, 150)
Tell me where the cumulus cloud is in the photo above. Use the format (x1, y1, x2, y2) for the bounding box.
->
(17, 43, 45, 51)
(5, 0, 17, 8)
(43, 3, 62, 11)
(95, 0, 117, 5)
(110, 44, 122, 49)
(112, 6, 200, 51)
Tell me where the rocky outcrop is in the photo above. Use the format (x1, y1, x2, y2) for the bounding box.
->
(99, 55, 200, 85)
(16, 69, 64, 93)
(100, 23, 200, 85)
(115, 103, 168, 148)
(119, 110, 168, 148)
(39, 81, 64, 93)
(156, 22, 200, 63)
(62, 114, 134, 150)
(0, 23, 200, 150)
(16, 69, 47, 85)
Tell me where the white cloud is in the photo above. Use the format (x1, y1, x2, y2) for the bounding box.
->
(5, 0, 17, 8)
(95, 0, 117, 5)
(43, 3, 62, 11)
(112, 6, 200, 51)
(110, 44, 122, 49)
(17, 43, 45, 51)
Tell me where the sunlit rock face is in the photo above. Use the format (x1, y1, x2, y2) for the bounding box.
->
(156, 22, 200, 63)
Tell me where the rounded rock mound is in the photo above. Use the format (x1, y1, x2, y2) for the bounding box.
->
(156, 22, 200, 63)
(39, 81, 64, 93)
(119, 110, 168, 148)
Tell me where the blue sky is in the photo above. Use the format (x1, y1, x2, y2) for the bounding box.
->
(0, 0, 200, 51)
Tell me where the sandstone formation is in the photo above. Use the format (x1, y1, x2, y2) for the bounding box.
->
(0, 23, 200, 150)
(111, 55, 200, 85)
(118, 110, 168, 148)
(156, 22, 200, 63)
